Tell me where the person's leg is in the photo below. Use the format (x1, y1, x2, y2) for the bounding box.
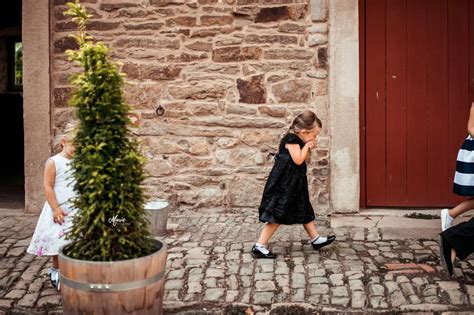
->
(257, 223, 280, 245)
(303, 221, 318, 239)
(449, 197, 474, 218)
(48, 255, 60, 291)
(252, 223, 280, 259)
(441, 197, 474, 230)
(52, 255, 59, 269)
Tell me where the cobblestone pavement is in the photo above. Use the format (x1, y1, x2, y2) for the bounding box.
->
(1, 208, 474, 314)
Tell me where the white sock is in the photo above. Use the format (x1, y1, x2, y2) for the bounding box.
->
(47, 267, 58, 275)
(311, 235, 327, 245)
(255, 243, 269, 254)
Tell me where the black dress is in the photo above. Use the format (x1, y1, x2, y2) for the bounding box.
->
(440, 218, 474, 260)
(258, 133, 316, 225)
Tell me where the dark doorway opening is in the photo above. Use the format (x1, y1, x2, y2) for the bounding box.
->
(0, 0, 23, 209)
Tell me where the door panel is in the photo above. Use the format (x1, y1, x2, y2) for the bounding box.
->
(426, 0, 449, 206)
(365, 0, 387, 206)
(364, 0, 471, 207)
(386, 0, 407, 206)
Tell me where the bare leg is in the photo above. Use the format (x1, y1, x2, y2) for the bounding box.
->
(52, 255, 59, 269)
(257, 223, 280, 245)
(451, 248, 457, 263)
(303, 221, 319, 239)
(449, 198, 474, 218)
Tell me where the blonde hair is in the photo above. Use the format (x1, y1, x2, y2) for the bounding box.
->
(55, 120, 78, 147)
(288, 110, 322, 134)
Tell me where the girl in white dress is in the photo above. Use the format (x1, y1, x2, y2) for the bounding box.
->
(26, 121, 77, 290)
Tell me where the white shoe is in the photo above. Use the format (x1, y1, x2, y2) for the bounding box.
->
(47, 268, 60, 291)
(441, 209, 454, 231)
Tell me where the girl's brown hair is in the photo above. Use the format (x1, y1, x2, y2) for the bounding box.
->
(288, 110, 322, 134)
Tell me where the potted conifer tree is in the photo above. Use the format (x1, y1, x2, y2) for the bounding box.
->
(57, 2, 167, 314)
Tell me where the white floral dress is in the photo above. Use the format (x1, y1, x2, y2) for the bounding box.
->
(27, 154, 78, 256)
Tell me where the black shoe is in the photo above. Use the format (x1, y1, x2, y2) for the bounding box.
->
(251, 245, 276, 259)
(311, 235, 336, 250)
(439, 235, 453, 277)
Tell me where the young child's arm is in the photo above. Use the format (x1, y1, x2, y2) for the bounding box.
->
(468, 102, 474, 137)
(286, 141, 315, 165)
(44, 159, 66, 225)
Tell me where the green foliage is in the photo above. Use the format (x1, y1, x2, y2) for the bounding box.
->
(63, 0, 155, 261)
(14, 42, 22, 86)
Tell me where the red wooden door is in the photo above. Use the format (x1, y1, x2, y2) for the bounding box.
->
(362, 0, 474, 207)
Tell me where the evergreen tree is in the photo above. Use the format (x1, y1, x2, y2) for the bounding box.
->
(63, 1, 155, 261)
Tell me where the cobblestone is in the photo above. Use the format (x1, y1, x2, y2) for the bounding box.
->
(204, 288, 225, 302)
(390, 290, 407, 307)
(4, 289, 26, 299)
(1, 210, 474, 313)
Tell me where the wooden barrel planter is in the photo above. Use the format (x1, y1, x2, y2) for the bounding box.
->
(58, 239, 167, 315)
(144, 199, 169, 236)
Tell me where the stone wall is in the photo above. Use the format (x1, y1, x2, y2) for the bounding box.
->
(50, 0, 331, 213)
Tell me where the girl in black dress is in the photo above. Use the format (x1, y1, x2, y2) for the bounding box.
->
(439, 102, 474, 276)
(251, 111, 336, 259)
